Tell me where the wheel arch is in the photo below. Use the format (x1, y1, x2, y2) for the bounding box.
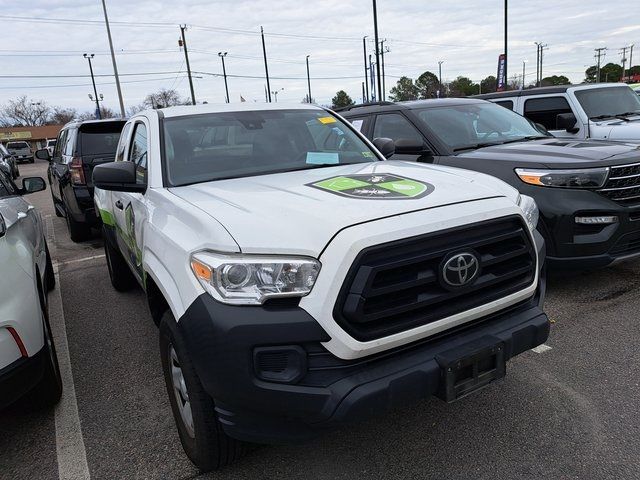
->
(144, 251, 185, 327)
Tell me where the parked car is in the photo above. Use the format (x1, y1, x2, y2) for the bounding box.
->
(6, 141, 34, 164)
(475, 83, 640, 142)
(36, 118, 126, 242)
(94, 104, 548, 471)
(45, 139, 57, 156)
(0, 169, 62, 410)
(341, 98, 640, 269)
(0, 144, 19, 179)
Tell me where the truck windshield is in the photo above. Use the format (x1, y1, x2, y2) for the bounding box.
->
(163, 109, 377, 186)
(6, 142, 29, 150)
(575, 86, 640, 119)
(415, 102, 548, 152)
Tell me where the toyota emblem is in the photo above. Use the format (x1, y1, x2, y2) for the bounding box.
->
(441, 252, 480, 288)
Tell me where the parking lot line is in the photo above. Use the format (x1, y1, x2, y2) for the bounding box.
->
(46, 218, 91, 480)
(54, 254, 105, 268)
(531, 344, 553, 354)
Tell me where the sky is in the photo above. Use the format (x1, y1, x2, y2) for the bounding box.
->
(0, 0, 638, 115)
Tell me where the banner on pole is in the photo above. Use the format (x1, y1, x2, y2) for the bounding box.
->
(497, 54, 506, 91)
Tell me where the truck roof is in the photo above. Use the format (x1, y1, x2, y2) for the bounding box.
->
(153, 102, 325, 119)
(473, 83, 630, 100)
(339, 98, 486, 115)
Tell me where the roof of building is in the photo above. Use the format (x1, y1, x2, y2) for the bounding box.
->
(0, 124, 64, 142)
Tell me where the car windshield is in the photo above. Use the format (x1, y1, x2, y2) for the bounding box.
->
(575, 86, 640, 119)
(6, 142, 28, 149)
(47, 140, 56, 146)
(163, 109, 377, 186)
(415, 102, 548, 152)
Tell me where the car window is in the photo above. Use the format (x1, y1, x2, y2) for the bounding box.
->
(53, 130, 66, 158)
(163, 109, 377, 186)
(574, 86, 640, 118)
(373, 113, 424, 143)
(495, 100, 514, 110)
(0, 172, 16, 197)
(115, 123, 132, 162)
(63, 128, 77, 157)
(128, 122, 148, 185)
(523, 96, 572, 130)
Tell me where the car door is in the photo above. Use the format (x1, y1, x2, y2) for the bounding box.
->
(522, 95, 579, 138)
(112, 120, 149, 283)
(372, 112, 433, 162)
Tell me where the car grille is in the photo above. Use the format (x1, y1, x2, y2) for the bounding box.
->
(333, 216, 536, 342)
(598, 163, 640, 206)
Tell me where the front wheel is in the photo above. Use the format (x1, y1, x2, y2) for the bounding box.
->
(159, 311, 247, 472)
(103, 227, 136, 291)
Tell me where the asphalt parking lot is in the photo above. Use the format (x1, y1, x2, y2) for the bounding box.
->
(1, 160, 639, 480)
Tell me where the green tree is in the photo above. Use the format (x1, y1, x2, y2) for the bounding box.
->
(541, 75, 570, 86)
(448, 76, 478, 97)
(389, 76, 419, 101)
(331, 90, 355, 109)
(585, 62, 623, 83)
(480, 75, 497, 94)
(415, 71, 439, 99)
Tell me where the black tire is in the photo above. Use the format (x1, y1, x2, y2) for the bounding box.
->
(45, 243, 55, 291)
(22, 279, 63, 410)
(30, 158, 35, 164)
(103, 227, 136, 292)
(64, 197, 90, 242)
(159, 311, 246, 472)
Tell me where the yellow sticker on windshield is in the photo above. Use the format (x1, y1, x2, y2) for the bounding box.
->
(318, 116, 337, 124)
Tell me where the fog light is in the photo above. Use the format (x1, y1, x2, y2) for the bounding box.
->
(575, 216, 618, 225)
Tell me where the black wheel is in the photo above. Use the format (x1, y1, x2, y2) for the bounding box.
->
(45, 243, 55, 291)
(159, 311, 247, 472)
(30, 158, 35, 164)
(63, 197, 90, 242)
(103, 227, 136, 292)
(22, 279, 63, 410)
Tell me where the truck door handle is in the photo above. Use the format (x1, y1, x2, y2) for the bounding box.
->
(115, 200, 124, 210)
(17, 212, 27, 220)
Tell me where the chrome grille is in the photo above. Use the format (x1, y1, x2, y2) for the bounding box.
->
(598, 163, 640, 205)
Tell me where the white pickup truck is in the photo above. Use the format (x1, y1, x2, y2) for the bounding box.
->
(93, 103, 549, 471)
(477, 83, 640, 142)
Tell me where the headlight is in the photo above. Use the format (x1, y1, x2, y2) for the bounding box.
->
(515, 167, 609, 188)
(190, 252, 321, 305)
(517, 194, 539, 231)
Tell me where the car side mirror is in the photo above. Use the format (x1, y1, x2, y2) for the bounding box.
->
(35, 149, 51, 161)
(93, 162, 146, 193)
(372, 137, 396, 159)
(394, 138, 432, 156)
(556, 113, 579, 133)
(21, 176, 46, 194)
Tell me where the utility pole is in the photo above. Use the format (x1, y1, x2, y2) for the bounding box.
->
(305, 55, 312, 103)
(539, 44, 547, 85)
(535, 43, 540, 86)
(261, 27, 272, 102)
(179, 25, 196, 105)
(372, 0, 382, 104)
(620, 45, 633, 82)
(629, 45, 634, 82)
(522, 60, 526, 89)
(369, 54, 376, 101)
(594, 47, 607, 83)
(362, 36, 369, 103)
(362, 82, 366, 104)
(504, 0, 508, 88)
(218, 52, 229, 103)
(438, 60, 444, 98)
(83, 53, 101, 119)
(380, 40, 389, 101)
(101, 0, 125, 117)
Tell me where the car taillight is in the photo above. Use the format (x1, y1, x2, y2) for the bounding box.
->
(70, 157, 86, 185)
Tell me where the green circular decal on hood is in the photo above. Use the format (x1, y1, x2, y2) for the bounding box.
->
(308, 173, 434, 199)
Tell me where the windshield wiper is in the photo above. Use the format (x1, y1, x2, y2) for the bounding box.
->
(499, 136, 550, 145)
(453, 142, 501, 152)
(590, 112, 640, 122)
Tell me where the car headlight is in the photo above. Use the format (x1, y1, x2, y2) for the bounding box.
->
(517, 194, 539, 231)
(190, 252, 321, 305)
(515, 167, 609, 188)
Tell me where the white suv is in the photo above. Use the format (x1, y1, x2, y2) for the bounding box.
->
(93, 103, 549, 471)
(0, 171, 61, 410)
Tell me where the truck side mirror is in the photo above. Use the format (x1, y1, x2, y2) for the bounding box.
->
(35, 149, 51, 161)
(394, 138, 433, 156)
(93, 162, 146, 193)
(556, 113, 579, 133)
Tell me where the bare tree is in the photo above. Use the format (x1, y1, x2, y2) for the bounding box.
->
(50, 107, 77, 125)
(143, 88, 187, 109)
(0, 96, 51, 126)
(77, 106, 118, 121)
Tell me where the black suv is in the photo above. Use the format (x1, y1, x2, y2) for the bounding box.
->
(36, 119, 126, 242)
(341, 99, 640, 269)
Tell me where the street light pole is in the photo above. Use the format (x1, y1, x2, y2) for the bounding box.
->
(100, 0, 125, 117)
(372, 0, 382, 103)
(504, 0, 508, 89)
(218, 52, 229, 103)
(362, 36, 369, 102)
(180, 25, 196, 105)
(272, 88, 284, 103)
(261, 26, 272, 102)
(522, 60, 526, 89)
(83, 54, 101, 119)
(306, 55, 312, 103)
(438, 60, 444, 98)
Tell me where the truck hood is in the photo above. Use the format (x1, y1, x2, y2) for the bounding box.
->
(589, 118, 640, 143)
(458, 138, 640, 168)
(169, 161, 516, 257)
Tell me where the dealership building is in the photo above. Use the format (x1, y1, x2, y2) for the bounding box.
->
(0, 125, 63, 150)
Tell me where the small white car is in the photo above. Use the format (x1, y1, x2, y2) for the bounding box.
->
(94, 103, 548, 471)
(0, 171, 61, 410)
(477, 83, 640, 142)
(45, 139, 57, 157)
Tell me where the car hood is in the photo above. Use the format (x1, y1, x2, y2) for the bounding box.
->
(169, 161, 516, 257)
(590, 118, 640, 142)
(457, 138, 640, 168)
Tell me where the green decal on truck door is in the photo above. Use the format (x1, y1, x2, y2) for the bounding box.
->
(308, 174, 434, 199)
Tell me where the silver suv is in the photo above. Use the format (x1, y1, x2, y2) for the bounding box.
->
(6, 141, 34, 164)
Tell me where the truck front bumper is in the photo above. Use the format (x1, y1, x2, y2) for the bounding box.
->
(177, 248, 548, 444)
